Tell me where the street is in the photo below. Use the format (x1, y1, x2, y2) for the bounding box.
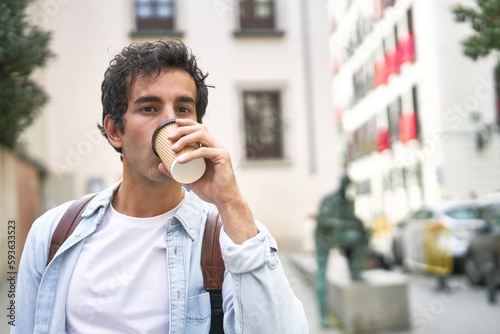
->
(282, 252, 500, 334)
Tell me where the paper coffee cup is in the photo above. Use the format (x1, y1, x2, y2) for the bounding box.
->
(152, 119, 206, 184)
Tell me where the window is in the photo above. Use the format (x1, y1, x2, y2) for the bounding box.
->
(243, 91, 283, 160)
(353, 60, 375, 105)
(239, 0, 275, 30)
(399, 87, 419, 143)
(387, 97, 402, 143)
(353, 68, 365, 102)
(385, 27, 399, 77)
(346, 116, 377, 159)
(407, 7, 414, 34)
(135, 0, 175, 31)
(396, 7, 416, 66)
(362, 117, 377, 155)
(412, 86, 420, 139)
(374, 42, 387, 87)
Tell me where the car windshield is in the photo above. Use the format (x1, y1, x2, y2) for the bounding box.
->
(407, 203, 481, 221)
(444, 206, 481, 219)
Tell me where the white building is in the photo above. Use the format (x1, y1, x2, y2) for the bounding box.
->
(326, 0, 500, 228)
(22, 0, 341, 250)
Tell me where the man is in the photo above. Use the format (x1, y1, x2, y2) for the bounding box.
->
(314, 173, 368, 328)
(14, 40, 307, 333)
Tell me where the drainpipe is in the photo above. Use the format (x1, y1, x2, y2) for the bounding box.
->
(299, 0, 317, 174)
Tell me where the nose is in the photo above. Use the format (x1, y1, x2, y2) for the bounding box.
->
(151, 108, 176, 147)
(160, 106, 177, 123)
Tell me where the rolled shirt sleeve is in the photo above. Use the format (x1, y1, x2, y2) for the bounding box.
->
(220, 221, 278, 274)
(219, 221, 309, 334)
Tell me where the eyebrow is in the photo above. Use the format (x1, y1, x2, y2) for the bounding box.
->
(133, 95, 163, 104)
(133, 95, 196, 105)
(176, 95, 196, 105)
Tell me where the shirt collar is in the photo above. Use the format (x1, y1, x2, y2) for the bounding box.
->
(81, 180, 120, 217)
(82, 180, 209, 240)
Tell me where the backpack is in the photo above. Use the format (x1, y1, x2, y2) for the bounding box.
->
(46, 193, 225, 333)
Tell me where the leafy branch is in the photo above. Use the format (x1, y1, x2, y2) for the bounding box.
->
(0, 0, 54, 149)
(452, 0, 500, 61)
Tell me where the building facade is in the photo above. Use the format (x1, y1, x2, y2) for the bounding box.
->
(326, 0, 500, 232)
(21, 0, 340, 250)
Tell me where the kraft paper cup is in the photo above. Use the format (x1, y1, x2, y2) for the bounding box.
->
(152, 119, 206, 184)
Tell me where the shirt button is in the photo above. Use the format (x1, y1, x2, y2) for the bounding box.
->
(74, 230, 81, 237)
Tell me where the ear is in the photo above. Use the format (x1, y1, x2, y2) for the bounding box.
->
(104, 116, 123, 149)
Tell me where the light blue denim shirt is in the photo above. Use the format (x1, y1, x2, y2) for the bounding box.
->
(13, 181, 308, 334)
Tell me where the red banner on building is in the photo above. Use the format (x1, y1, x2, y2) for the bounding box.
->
(399, 113, 417, 143)
(377, 128, 390, 152)
(397, 33, 415, 67)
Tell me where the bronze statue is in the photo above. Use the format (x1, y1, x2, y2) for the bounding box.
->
(314, 174, 369, 327)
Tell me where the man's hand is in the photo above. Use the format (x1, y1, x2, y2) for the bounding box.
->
(158, 118, 258, 244)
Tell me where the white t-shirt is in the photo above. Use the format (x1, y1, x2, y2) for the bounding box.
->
(66, 200, 182, 334)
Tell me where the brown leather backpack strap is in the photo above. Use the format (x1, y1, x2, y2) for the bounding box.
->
(202, 204, 225, 291)
(46, 193, 97, 266)
(202, 205, 225, 332)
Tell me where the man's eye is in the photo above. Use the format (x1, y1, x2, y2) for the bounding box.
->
(140, 106, 156, 113)
(177, 107, 191, 113)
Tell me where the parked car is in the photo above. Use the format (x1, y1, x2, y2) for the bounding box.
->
(392, 200, 484, 274)
(464, 200, 500, 303)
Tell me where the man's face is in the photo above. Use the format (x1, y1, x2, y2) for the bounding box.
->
(116, 68, 198, 183)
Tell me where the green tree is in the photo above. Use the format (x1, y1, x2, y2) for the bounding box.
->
(0, 0, 53, 149)
(452, 0, 500, 61)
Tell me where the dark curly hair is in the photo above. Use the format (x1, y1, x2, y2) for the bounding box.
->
(98, 40, 209, 154)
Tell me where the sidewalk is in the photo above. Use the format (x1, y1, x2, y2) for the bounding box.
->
(280, 253, 343, 334)
(284, 251, 500, 334)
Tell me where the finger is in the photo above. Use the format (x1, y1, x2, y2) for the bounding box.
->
(171, 129, 221, 152)
(167, 121, 206, 141)
(176, 147, 227, 164)
(158, 163, 171, 177)
(170, 131, 204, 151)
(175, 147, 210, 164)
(175, 118, 199, 127)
